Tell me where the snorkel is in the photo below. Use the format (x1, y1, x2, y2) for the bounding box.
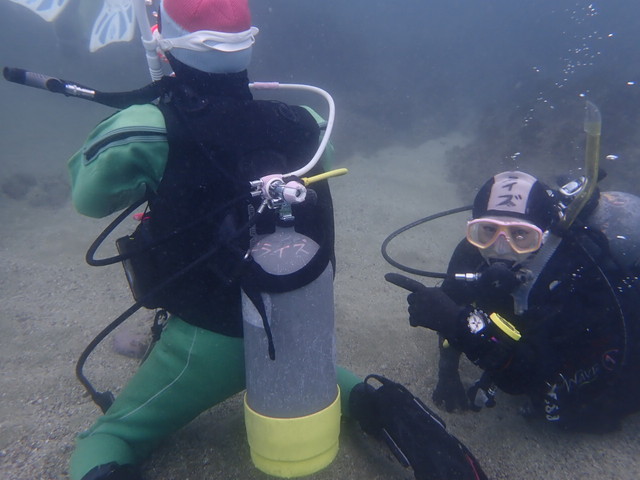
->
(558, 100, 602, 232)
(510, 100, 602, 314)
(134, 0, 164, 81)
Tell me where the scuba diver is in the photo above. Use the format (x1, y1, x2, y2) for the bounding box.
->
(391, 168, 640, 433)
(4, 0, 488, 479)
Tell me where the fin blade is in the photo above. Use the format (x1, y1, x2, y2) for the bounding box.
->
(9, 0, 72, 22)
(89, 0, 136, 52)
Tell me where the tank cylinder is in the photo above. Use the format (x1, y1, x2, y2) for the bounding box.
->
(242, 225, 340, 478)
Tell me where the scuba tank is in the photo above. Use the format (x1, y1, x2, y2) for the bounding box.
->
(242, 197, 341, 477)
(236, 83, 343, 477)
(586, 191, 640, 272)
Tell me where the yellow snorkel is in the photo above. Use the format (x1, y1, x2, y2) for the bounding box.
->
(558, 100, 601, 231)
(511, 100, 602, 314)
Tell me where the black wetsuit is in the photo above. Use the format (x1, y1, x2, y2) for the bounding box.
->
(441, 226, 640, 431)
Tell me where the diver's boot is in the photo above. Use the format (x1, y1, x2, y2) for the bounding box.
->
(349, 374, 489, 480)
(80, 462, 142, 480)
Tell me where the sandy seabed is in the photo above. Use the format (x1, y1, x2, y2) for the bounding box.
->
(1, 132, 640, 480)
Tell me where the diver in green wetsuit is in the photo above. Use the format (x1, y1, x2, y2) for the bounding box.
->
(65, 1, 487, 479)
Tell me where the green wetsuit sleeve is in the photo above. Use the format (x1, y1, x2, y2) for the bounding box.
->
(67, 104, 169, 218)
(300, 105, 335, 170)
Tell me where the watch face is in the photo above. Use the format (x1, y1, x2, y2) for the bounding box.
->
(468, 312, 486, 334)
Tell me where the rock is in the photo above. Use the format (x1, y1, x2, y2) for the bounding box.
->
(112, 328, 150, 359)
(1, 173, 37, 200)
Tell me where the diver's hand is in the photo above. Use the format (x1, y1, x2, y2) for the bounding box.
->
(407, 288, 464, 338)
(433, 373, 469, 412)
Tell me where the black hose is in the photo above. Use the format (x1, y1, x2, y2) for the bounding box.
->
(3, 67, 163, 108)
(85, 199, 146, 266)
(381, 205, 471, 279)
(77, 201, 261, 412)
(86, 193, 250, 266)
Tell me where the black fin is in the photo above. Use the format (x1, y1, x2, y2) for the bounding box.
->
(350, 374, 489, 480)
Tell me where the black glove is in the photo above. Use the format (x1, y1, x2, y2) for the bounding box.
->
(384, 274, 463, 338)
(407, 287, 465, 338)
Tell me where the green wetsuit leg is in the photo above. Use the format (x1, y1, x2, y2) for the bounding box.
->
(69, 317, 246, 480)
(336, 366, 362, 418)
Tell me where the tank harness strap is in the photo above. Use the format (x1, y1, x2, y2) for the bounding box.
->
(242, 283, 276, 360)
(511, 233, 563, 314)
(244, 240, 332, 293)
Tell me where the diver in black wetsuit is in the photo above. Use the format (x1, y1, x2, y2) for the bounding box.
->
(402, 170, 640, 432)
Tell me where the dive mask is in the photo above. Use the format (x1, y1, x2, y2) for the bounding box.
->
(466, 217, 544, 255)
